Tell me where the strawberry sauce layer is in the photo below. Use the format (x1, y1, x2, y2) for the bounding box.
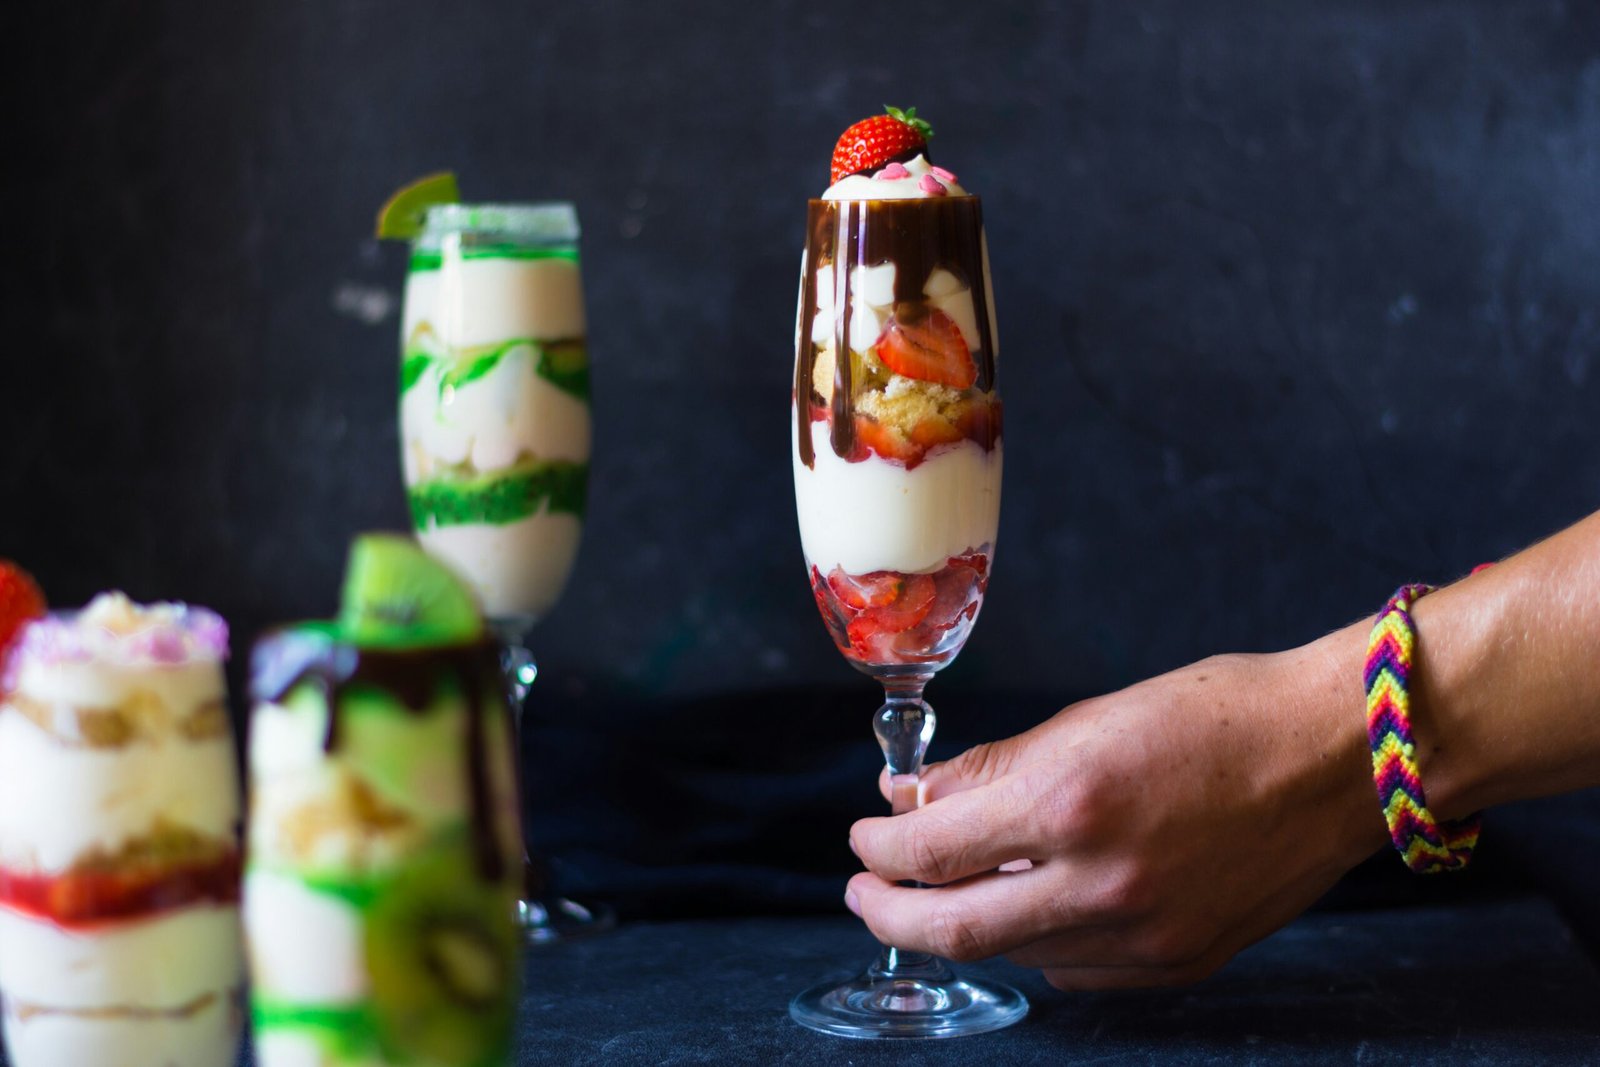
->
(0, 852, 242, 929)
(810, 550, 989, 667)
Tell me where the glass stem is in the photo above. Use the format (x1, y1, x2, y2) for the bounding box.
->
(490, 618, 547, 894)
(868, 674, 952, 982)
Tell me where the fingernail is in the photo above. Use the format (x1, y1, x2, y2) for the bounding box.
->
(847, 835, 859, 857)
(844, 889, 861, 916)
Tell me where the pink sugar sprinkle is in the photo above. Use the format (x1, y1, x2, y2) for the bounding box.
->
(931, 165, 958, 183)
(918, 174, 948, 197)
(875, 162, 912, 180)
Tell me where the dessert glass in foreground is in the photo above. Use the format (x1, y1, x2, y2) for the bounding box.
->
(0, 593, 243, 1067)
(395, 194, 608, 944)
(245, 536, 523, 1067)
(790, 109, 1024, 1038)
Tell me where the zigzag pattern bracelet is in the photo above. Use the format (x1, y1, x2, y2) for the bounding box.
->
(1365, 583, 1481, 874)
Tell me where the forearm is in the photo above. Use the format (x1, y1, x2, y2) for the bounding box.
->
(1398, 510, 1600, 818)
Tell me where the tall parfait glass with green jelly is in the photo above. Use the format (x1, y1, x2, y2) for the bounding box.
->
(398, 201, 610, 943)
(400, 202, 590, 625)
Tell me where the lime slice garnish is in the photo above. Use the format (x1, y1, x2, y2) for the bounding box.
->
(375, 172, 461, 240)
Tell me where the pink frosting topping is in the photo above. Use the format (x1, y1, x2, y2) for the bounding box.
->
(3, 592, 229, 689)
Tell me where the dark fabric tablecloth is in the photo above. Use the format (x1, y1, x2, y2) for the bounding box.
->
(3, 897, 1596, 1065)
(242, 897, 1600, 1065)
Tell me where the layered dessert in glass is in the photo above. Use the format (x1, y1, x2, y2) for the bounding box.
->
(245, 535, 523, 1067)
(795, 145, 1002, 674)
(789, 107, 1024, 1039)
(400, 202, 590, 624)
(0, 593, 243, 1067)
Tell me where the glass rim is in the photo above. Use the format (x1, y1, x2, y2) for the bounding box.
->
(421, 202, 580, 243)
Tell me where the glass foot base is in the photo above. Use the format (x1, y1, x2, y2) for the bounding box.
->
(518, 895, 617, 946)
(789, 970, 1028, 1039)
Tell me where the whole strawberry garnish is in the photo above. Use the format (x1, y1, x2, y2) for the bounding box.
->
(0, 561, 45, 667)
(831, 106, 933, 184)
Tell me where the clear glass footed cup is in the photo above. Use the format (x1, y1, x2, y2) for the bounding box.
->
(245, 626, 523, 1067)
(399, 202, 612, 943)
(790, 194, 1026, 1038)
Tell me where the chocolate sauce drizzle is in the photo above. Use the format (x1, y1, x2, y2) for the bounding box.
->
(251, 629, 509, 882)
(794, 196, 996, 468)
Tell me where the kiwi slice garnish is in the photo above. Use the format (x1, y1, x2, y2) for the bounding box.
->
(364, 839, 519, 1065)
(339, 534, 484, 647)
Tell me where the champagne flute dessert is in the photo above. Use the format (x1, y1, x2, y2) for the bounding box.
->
(245, 535, 523, 1067)
(0, 577, 245, 1067)
(381, 177, 609, 943)
(790, 108, 1025, 1038)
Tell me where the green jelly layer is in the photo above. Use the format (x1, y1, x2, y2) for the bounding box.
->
(402, 337, 589, 401)
(409, 245, 578, 271)
(408, 460, 587, 529)
(254, 999, 372, 1039)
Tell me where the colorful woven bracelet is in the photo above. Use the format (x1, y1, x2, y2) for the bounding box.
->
(1364, 583, 1482, 874)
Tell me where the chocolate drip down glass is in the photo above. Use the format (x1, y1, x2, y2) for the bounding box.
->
(399, 203, 611, 943)
(789, 195, 1026, 1038)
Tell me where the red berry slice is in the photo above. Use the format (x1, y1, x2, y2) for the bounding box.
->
(875, 308, 976, 388)
(846, 572, 936, 653)
(826, 568, 904, 611)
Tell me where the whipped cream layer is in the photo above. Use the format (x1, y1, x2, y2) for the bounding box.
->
(794, 419, 1001, 575)
(401, 346, 591, 480)
(2, 986, 240, 1067)
(403, 256, 585, 347)
(823, 154, 967, 200)
(0, 905, 241, 1009)
(417, 512, 581, 621)
(0, 717, 238, 872)
(244, 870, 367, 1003)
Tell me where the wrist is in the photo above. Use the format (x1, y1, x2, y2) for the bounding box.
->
(1275, 626, 1392, 867)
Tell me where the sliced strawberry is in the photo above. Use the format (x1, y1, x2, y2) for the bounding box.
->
(924, 565, 982, 633)
(853, 415, 919, 465)
(809, 566, 852, 648)
(831, 106, 934, 184)
(826, 568, 904, 611)
(846, 572, 936, 654)
(948, 550, 990, 581)
(875, 307, 976, 388)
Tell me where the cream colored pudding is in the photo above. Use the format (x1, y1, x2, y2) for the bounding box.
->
(0, 594, 242, 1067)
(400, 206, 590, 621)
(793, 419, 1000, 576)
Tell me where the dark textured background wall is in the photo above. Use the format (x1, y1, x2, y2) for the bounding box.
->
(3, 2, 1597, 911)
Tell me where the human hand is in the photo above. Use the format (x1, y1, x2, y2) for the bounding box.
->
(846, 628, 1388, 990)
